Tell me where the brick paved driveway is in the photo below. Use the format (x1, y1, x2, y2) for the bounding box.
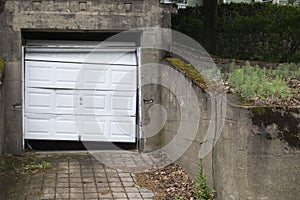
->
(0, 151, 169, 200)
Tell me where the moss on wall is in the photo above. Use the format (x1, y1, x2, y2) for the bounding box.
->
(165, 57, 207, 89)
(251, 107, 300, 150)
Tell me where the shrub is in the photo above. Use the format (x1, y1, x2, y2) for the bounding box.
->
(227, 62, 293, 100)
(172, 3, 300, 62)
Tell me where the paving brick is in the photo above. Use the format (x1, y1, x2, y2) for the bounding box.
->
(70, 182, 83, 187)
(55, 193, 70, 199)
(42, 188, 55, 194)
(56, 183, 69, 188)
(70, 193, 84, 198)
(118, 172, 132, 177)
(41, 193, 55, 199)
(110, 182, 122, 187)
(127, 192, 142, 198)
(84, 192, 99, 198)
(122, 182, 135, 187)
(82, 177, 94, 183)
(108, 177, 120, 182)
(70, 178, 82, 183)
(84, 187, 97, 193)
(70, 187, 83, 193)
(70, 173, 81, 178)
(83, 182, 96, 188)
(57, 178, 69, 183)
(99, 192, 113, 198)
(110, 187, 125, 192)
(125, 187, 140, 193)
(113, 192, 128, 198)
(56, 188, 69, 194)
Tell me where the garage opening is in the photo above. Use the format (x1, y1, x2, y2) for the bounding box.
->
(22, 31, 140, 150)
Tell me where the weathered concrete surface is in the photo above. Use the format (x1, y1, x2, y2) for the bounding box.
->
(213, 105, 300, 200)
(0, 84, 4, 155)
(0, 0, 173, 154)
(152, 61, 300, 199)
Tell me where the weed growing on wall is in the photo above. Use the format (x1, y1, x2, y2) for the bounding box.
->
(194, 160, 215, 200)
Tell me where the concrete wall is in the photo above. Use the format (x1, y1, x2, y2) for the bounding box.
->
(0, 83, 4, 155)
(0, 0, 173, 154)
(214, 105, 300, 200)
(154, 62, 300, 199)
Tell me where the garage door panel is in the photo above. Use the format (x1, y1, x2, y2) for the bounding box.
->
(25, 88, 55, 113)
(81, 118, 106, 137)
(25, 88, 136, 116)
(25, 49, 137, 65)
(111, 68, 136, 89)
(55, 117, 78, 136)
(26, 61, 136, 90)
(25, 88, 80, 114)
(25, 114, 135, 142)
(80, 116, 135, 142)
(84, 51, 137, 65)
(56, 66, 81, 86)
(81, 91, 136, 116)
(56, 91, 80, 113)
(111, 92, 136, 115)
(26, 63, 54, 86)
(83, 68, 106, 84)
(81, 93, 107, 113)
(25, 114, 79, 140)
(26, 116, 52, 136)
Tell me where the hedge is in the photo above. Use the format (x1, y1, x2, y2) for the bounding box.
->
(172, 3, 300, 62)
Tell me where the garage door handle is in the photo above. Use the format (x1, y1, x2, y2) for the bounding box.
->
(79, 97, 83, 105)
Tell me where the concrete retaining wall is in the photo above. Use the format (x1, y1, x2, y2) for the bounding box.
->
(214, 105, 300, 200)
(0, 84, 4, 155)
(152, 62, 300, 200)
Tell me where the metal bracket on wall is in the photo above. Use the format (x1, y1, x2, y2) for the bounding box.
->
(143, 97, 155, 104)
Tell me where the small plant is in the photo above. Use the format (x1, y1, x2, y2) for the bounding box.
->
(175, 194, 187, 200)
(194, 160, 215, 200)
(2, 153, 53, 174)
(25, 161, 52, 171)
(134, 184, 141, 190)
(227, 61, 293, 101)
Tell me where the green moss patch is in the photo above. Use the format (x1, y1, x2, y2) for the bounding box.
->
(165, 57, 208, 89)
(0, 58, 4, 73)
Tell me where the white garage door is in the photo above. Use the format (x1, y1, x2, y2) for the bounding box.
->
(24, 40, 138, 142)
